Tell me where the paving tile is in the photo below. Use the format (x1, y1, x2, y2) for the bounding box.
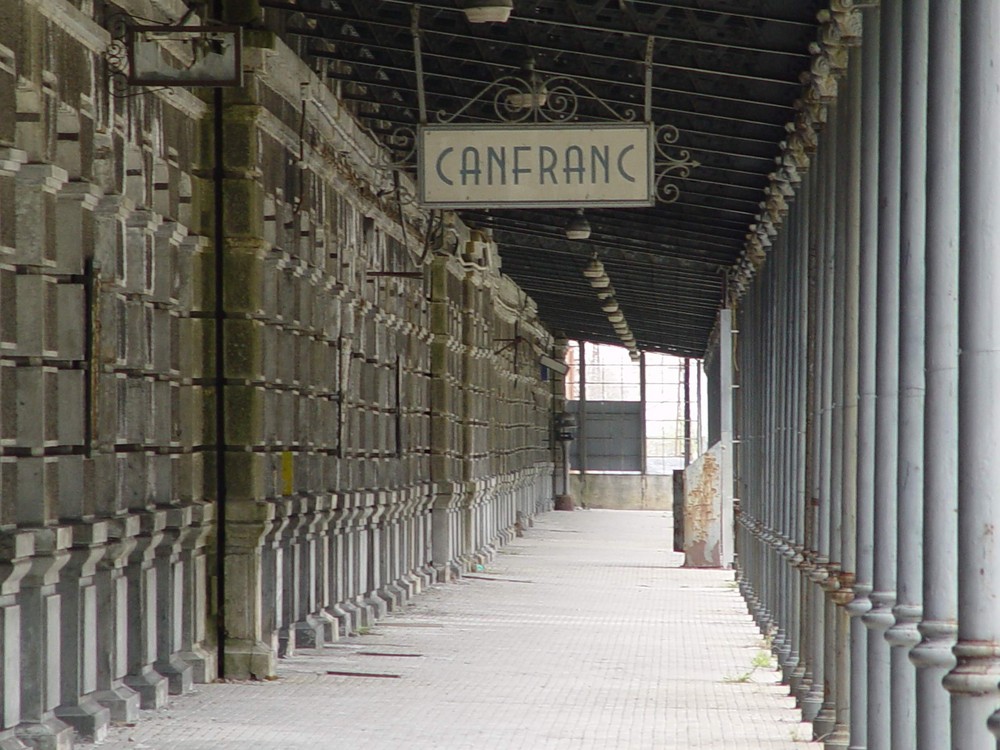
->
(82, 510, 819, 750)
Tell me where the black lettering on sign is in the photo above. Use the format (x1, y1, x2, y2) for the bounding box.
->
(563, 145, 585, 184)
(461, 147, 481, 186)
(487, 147, 506, 186)
(512, 145, 531, 185)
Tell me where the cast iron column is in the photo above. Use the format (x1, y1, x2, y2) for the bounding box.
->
(885, 1, 929, 747)
(944, 2, 1000, 748)
(847, 6, 879, 749)
(908, 1, 959, 747)
(862, 0, 901, 747)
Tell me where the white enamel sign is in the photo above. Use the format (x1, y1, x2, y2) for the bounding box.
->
(418, 123, 654, 208)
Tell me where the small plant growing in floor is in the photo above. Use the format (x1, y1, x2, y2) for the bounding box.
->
(751, 650, 774, 670)
(724, 649, 775, 683)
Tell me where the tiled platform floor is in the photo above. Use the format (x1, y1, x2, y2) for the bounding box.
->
(84, 509, 818, 749)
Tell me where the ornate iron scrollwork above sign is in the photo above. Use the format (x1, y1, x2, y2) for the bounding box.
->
(379, 13, 699, 206)
(435, 58, 638, 125)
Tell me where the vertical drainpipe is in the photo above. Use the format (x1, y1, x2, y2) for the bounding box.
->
(944, 2, 1000, 748)
(847, 6, 880, 748)
(211, 0, 228, 679)
(863, 0, 903, 747)
(886, 0, 929, 746)
(910, 1, 959, 747)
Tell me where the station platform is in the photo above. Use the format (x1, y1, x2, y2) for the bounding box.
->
(83, 510, 816, 750)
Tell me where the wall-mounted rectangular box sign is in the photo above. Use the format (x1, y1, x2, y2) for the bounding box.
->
(127, 25, 243, 87)
(418, 123, 654, 208)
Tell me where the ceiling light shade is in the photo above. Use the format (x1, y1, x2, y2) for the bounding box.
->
(566, 209, 591, 240)
(629, 350, 641, 361)
(589, 275, 612, 289)
(583, 259, 605, 278)
(595, 285, 615, 299)
(601, 300, 620, 314)
(607, 311, 625, 324)
(462, 0, 513, 24)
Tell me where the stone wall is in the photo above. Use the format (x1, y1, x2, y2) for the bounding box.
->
(569, 474, 674, 511)
(0, 1, 557, 747)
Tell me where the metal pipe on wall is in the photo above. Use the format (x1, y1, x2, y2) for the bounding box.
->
(908, 1, 959, 747)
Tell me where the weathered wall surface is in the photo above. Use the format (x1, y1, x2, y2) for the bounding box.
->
(569, 474, 674, 510)
(0, 1, 556, 747)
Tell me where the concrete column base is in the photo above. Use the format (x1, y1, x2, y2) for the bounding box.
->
(93, 684, 140, 723)
(363, 594, 388, 621)
(14, 718, 73, 750)
(177, 646, 218, 684)
(0, 730, 29, 750)
(123, 668, 168, 709)
(53, 696, 110, 742)
(222, 638, 277, 680)
(352, 597, 376, 629)
(314, 611, 339, 644)
(325, 603, 353, 636)
(335, 600, 362, 634)
(398, 573, 420, 598)
(292, 616, 326, 650)
(377, 583, 406, 612)
(416, 565, 436, 588)
(153, 655, 194, 695)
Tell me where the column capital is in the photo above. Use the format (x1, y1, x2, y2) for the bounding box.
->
(0, 147, 27, 176)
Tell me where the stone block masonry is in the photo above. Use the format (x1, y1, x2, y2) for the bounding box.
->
(0, 1, 558, 748)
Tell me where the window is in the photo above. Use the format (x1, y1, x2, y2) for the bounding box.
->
(564, 340, 706, 475)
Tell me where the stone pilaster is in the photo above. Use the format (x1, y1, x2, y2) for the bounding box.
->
(15, 527, 73, 750)
(92, 515, 140, 723)
(0, 530, 33, 750)
(222, 500, 277, 680)
(176, 503, 217, 683)
(122, 512, 169, 709)
(152, 506, 194, 695)
(53, 522, 110, 741)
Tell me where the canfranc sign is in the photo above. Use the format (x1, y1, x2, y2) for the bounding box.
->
(418, 123, 654, 208)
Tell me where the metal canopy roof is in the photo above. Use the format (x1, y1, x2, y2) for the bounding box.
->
(261, 0, 830, 358)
